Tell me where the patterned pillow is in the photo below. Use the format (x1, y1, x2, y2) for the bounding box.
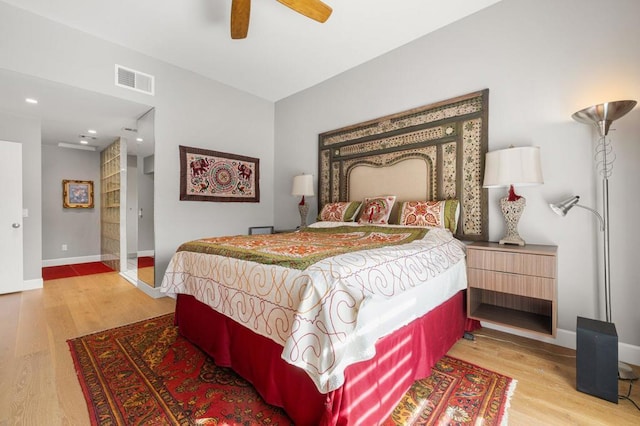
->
(318, 201, 362, 222)
(357, 196, 397, 224)
(397, 199, 460, 232)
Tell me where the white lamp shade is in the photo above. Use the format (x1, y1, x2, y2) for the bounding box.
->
(291, 174, 314, 196)
(483, 146, 544, 188)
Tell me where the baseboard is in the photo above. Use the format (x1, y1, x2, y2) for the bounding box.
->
(481, 322, 640, 367)
(136, 281, 165, 299)
(42, 255, 103, 267)
(138, 250, 154, 257)
(119, 271, 138, 287)
(23, 278, 43, 291)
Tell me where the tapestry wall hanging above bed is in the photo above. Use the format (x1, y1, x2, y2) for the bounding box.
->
(179, 145, 260, 202)
(318, 89, 489, 241)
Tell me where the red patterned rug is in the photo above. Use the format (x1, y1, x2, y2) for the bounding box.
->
(68, 314, 515, 425)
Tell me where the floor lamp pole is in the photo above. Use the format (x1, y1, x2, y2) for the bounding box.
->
(601, 164, 612, 323)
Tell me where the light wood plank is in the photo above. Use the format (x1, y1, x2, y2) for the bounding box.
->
(467, 244, 557, 278)
(450, 328, 640, 425)
(0, 272, 175, 425)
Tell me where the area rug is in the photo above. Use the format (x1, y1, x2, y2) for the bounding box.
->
(68, 314, 516, 425)
(42, 261, 113, 280)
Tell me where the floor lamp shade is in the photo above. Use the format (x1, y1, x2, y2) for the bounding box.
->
(549, 195, 580, 217)
(483, 146, 543, 246)
(572, 100, 637, 137)
(291, 174, 314, 228)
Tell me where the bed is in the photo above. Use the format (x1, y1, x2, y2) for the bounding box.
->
(161, 90, 489, 425)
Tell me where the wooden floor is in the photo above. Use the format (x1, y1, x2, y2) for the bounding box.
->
(0, 272, 175, 425)
(1, 273, 638, 425)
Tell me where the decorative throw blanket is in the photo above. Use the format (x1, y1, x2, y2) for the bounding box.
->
(176, 225, 428, 270)
(161, 226, 466, 393)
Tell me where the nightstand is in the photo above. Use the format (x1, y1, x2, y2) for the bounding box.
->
(466, 241, 558, 337)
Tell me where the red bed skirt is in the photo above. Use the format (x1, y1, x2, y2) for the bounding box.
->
(175, 291, 478, 425)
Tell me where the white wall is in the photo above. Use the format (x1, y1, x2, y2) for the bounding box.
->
(274, 0, 640, 348)
(41, 145, 102, 261)
(0, 2, 275, 283)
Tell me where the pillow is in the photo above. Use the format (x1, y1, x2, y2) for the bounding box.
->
(357, 196, 397, 224)
(318, 201, 362, 222)
(397, 199, 460, 233)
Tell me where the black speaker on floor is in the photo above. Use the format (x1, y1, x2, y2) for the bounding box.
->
(576, 316, 618, 403)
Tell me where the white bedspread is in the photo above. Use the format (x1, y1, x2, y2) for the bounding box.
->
(160, 226, 467, 393)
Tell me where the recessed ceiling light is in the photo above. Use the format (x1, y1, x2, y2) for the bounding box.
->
(80, 140, 89, 145)
(88, 129, 97, 134)
(25, 98, 38, 104)
(136, 137, 143, 142)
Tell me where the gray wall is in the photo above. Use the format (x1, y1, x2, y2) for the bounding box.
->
(0, 112, 41, 282)
(274, 0, 640, 349)
(0, 2, 275, 284)
(41, 145, 102, 261)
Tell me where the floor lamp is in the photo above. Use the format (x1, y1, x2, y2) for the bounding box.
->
(549, 99, 637, 382)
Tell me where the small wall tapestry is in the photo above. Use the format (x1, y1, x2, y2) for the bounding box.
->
(63, 179, 94, 208)
(179, 145, 260, 203)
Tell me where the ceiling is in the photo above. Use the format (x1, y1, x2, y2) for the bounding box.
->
(0, 68, 154, 155)
(1, 0, 501, 153)
(3, 0, 502, 102)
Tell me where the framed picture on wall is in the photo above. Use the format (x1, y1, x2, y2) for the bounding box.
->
(179, 145, 260, 202)
(63, 179, 94, 208)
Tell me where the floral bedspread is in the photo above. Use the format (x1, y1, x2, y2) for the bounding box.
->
(174, 225, 428, 270)
(160, 226, 467, 393)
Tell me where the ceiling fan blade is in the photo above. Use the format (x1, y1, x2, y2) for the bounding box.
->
(231, 0, 251, 39)
(276, 0, 333, 23)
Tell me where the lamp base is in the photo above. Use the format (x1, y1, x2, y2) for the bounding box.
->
(499, 196, 526, 246)
(298, 203, 309, 228)
(499, 236, 526, 246)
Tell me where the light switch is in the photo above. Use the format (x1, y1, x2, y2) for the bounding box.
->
(23, 208, 28, 218)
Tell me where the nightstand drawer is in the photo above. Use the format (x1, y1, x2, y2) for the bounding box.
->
(467, 268, 555, 300)
(467, 250, 556, 278)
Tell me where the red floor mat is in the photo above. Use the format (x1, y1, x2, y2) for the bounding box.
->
(42, 262, 114, 281)
(42, 265, 75, 281)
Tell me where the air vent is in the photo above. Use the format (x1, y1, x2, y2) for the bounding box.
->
(115, 64, 155, 95)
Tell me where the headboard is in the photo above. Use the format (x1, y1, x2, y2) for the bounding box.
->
(318, 89, 489, 241)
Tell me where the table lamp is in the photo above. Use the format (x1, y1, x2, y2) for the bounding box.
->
(483, 146, 544, 245)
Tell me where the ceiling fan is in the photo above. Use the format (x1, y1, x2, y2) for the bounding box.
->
(231, 0, 333, 39)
